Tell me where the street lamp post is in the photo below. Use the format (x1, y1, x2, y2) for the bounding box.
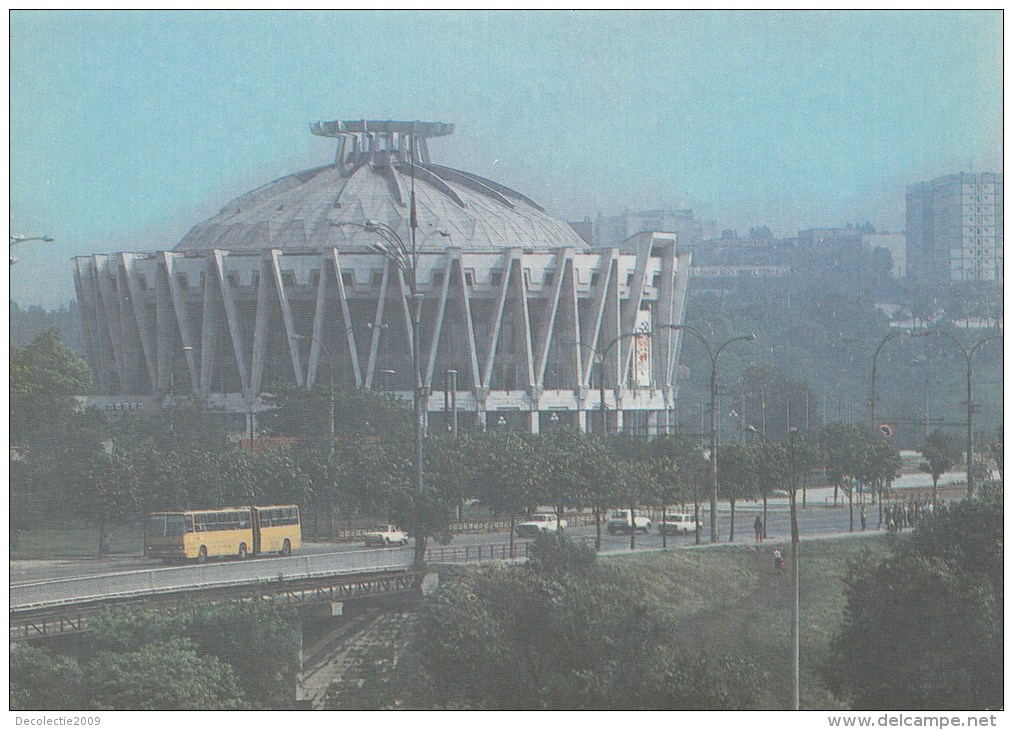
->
(574, 332, 650, 552)
(573, 332, 645, 436)
(660, 325, 755, 544)
(929, 332, 1002, 498)
(350, 204, 427, 563)
(444, 369, 458, 437)
(788, 426, 800, 711)
(745, 424, 773, 539)
(9, 234, 54, 265)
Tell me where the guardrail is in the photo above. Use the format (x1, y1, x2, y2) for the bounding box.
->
(10, 549, 414, 612)
(425, 540, 532, 563)
(11, 570, 425, 640)
(332, 513, 601, 542)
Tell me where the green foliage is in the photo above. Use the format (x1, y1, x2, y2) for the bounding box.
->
(331, 533, 766, 710)
(86, 638, 247, 710)
(919, 429, 963, 489)
(10, 642, 84, 711)
(824, 493, 1003, 710)
(73, 599, 297, 708)
(260, 384, 412, 439)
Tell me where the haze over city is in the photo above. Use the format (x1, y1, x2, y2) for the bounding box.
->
(10, 9, 1002, 307)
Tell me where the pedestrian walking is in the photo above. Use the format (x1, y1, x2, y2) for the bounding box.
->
(754, 514, 763, 543)
(99, 532, 111, 559)
(860, 505, 867, 531)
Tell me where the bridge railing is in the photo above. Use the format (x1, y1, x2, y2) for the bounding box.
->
(11, 548, 414, 611)
(332, 513, 600, 542)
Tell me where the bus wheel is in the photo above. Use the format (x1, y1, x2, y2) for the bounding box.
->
(238, 543, 248, 559)
(197, 545, 208, 563)
(280, 539, 291, 557)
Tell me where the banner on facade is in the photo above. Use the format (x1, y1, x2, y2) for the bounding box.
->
(634, 310, 652, 388)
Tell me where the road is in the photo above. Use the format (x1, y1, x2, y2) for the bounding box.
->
(10, 474, 965, 610)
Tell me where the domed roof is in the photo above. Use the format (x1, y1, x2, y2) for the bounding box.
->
(175, 120, 587, 253)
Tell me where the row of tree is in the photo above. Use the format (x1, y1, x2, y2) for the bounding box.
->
(11, 331, 971, 556)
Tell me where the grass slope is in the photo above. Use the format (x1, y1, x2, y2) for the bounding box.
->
(602, 535, 890, 710)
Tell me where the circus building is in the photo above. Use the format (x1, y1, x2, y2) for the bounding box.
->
(74, 120, 692, 434)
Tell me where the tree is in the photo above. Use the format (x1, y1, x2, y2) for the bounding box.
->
(824, 493, 1002, 710)
(329, 532, 766, 709)
(919, 429, 963, 503)
(83, 602, 299, 710)
(821, 422, 866, 530)
(474, 433, 544, 557)
(754, 441, 788, 538)
(260, 385, 411, 439)
(10, 642, 84, 710)
(85, 638, 247, 710)
(10, 330, 92, 444)
(716, 443, 759, 542)
(606, 434, 662, 550)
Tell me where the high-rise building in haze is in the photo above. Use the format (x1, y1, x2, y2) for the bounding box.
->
(906, 172, 1003, 286)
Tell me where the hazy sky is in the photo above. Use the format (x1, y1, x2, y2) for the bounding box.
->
(9, 10, 1002, 306)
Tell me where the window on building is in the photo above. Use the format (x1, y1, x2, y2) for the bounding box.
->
(309, 271, 320, 288)
(341, 271, 354, 287)
(490, 271, 503, 287)
(465, 271, 475, 286)
(372, 271, 384, 287)
(432, 271, 445, 288)
(544, 272, 554, 287)
(281, 271, 296, 288)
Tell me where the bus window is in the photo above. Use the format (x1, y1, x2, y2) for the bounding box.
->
(166, 514, 187, 537)
(147, 515, 166, 537)
(238, 511, 250, 529)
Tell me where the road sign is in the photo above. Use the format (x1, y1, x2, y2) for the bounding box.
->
(880, 423, 893, 438)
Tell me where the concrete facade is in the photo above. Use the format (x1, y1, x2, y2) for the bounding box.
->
(74, 121, 692, 434)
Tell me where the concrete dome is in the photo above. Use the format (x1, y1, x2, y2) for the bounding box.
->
(175, 120, 587, 253)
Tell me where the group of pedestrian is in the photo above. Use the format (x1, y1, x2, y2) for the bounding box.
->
(885, 498, 936, 533)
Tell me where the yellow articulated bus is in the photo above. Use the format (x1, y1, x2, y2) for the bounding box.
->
(145, 505, 301, 563)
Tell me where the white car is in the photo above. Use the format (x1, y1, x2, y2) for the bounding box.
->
(658, 513, 702, 535)
(363, 525, 409, 547)
(516, 513, 568, 537)
(606, 509, 651, 534)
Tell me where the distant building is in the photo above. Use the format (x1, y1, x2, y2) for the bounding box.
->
(797, 227, 865, 250)
(567, 217, 595, 246)
(594, 208, 715, 250)
(690, 236, 781, 267)
(863, 233, 906, 278)
(906, 172, 1003, 286)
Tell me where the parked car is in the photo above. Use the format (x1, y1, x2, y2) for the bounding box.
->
(606, 509, 651, 534)
(658, 513, 702, 535)
(516, 513, 567, 537)
(363, 525, 410, 547)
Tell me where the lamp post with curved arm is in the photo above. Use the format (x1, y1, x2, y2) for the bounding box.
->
(659, 324, 755, 544)
(10, 234, 54, 265)
(332, 201, 428, 564)
(573, 332, 645, 435)
(574, 331, 652, 551)
(928, 332, 1002, 498)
